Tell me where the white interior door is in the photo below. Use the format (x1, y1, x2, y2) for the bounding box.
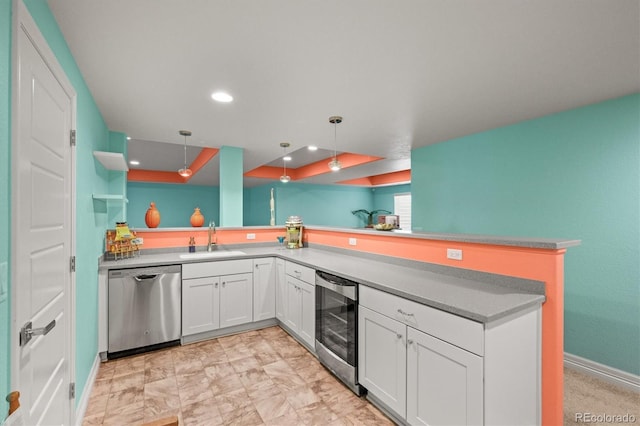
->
(12, 3, 75, 425)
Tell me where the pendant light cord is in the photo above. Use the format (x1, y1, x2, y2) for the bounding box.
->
(333, 121, 337, 160)
(183, 137, 187, 169)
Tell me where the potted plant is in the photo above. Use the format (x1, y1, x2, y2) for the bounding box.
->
(351, 209, 392, 228)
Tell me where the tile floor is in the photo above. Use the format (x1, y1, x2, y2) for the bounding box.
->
(82, 326, 395, 425)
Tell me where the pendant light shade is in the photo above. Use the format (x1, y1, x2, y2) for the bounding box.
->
(279, 142, 291, 183)
(178, 130, 193, 177)
(328, 116, 342, 171)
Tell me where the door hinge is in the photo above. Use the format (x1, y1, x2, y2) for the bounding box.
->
(70, 256, 76, 272)
(70, 129, 76, 146)
(69, 382, 75, 399)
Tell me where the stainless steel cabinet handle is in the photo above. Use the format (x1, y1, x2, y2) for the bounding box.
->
(396, 333, 403, 339)
(397, 308, 415, 317)
(408, 339, 414, 345)
(222, 282, 225, 287)
(215, 283, 218, 288)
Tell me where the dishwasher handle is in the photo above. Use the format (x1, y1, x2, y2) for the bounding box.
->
(134, 274, 159, 281)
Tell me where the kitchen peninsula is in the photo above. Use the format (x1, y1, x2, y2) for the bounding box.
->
(99, 226, 579, 425)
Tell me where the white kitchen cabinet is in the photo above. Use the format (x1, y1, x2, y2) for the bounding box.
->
(358, 306, 407, 418)
(285, 276, 302, 332)
(407, 327, 483, 426)
(275, 258, 286, 321)
(182, 260, 253, 336)
(299, 280, 315, 346)
(359, 285, 541, 426)
(253, 258, 276, 321)
(219, 273, 254, 328)
(182, 276, 220, 336)
(283, 261, 315, 349)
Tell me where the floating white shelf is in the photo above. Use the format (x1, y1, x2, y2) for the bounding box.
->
(93, 151, 129, 171)
(92, 194, 129, 202)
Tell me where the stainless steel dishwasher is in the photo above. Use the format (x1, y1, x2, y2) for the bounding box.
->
(108, 264, 181, 358)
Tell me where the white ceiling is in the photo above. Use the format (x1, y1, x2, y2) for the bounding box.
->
(47, 0, 639, 186)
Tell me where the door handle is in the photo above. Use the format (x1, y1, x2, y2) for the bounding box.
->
(20, 319, 56, 346)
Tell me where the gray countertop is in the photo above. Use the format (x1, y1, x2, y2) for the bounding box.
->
(100, 245, 545, 324)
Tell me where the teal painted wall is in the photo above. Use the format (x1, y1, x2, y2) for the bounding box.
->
(219, 146, 243, 227)
(412, 94, 640, 375)
(127, 183, 219, 229)
(23, 0, 113, 407)
(0, 0, 12, 417)
(372, 184, 411, 218)
(244, 183, 374, 228)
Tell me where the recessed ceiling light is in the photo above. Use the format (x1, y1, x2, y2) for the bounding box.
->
(283, 155, 292, 161)
(129, 160, 140, 166)
(211, 91, 233, 103)
(308, 145, 318, 151)
(126, 136, 131, 140)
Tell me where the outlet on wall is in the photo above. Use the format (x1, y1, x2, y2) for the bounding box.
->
(447, 248, 463, 261)
(349, 238, 357, 246)
(246, 233, 256, 240)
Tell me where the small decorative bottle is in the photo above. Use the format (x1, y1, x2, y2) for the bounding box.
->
(145, 202, 161, 228)
(190, 207, 204, 227)
(189, 237, 196, 252)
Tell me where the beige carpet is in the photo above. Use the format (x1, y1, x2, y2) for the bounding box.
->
(564, 367, 639, 425)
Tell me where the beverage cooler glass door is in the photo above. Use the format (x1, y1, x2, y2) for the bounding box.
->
(315, 272, 357, 367)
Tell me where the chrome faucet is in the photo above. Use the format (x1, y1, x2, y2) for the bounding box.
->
(207, 221, 217, 251)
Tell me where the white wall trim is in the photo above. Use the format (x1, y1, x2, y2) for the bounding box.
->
(564, 352, 639, 393)
(74, 354, 101, 426)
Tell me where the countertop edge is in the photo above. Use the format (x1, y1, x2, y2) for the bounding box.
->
(127, 226, 581, 250)
(305, 226, 581, 250)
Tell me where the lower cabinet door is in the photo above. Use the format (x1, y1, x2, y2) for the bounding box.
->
(253, 258, 276, 321)
(407, 327, 483, 426)
(275, 258, 286, 321)
(182, 277, 220, 336)
(298, 280, 315, 348)
(219, 272, 254, 328)
(285, 276, 301, 332)
(358, 305, 407, 419)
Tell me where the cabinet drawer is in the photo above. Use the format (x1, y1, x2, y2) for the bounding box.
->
(285, 261, 315, 284)
(183, 259, 253, 279)
(359, 285, 484, 356)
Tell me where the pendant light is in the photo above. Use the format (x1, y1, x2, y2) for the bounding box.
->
(328, 116, 342, 171)
(178, 130, 193, 177)
(280, 142, 291, 183)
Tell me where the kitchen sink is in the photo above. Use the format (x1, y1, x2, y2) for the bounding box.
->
(179, 250, 246, 260)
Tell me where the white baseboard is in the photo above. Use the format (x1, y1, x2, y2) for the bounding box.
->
(74, 353, 102, 426)
(564, 352, 639, 393)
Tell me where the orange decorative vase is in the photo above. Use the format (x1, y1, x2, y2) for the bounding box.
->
(145, 202, 161, 228)
(190, 207, 204, 227)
